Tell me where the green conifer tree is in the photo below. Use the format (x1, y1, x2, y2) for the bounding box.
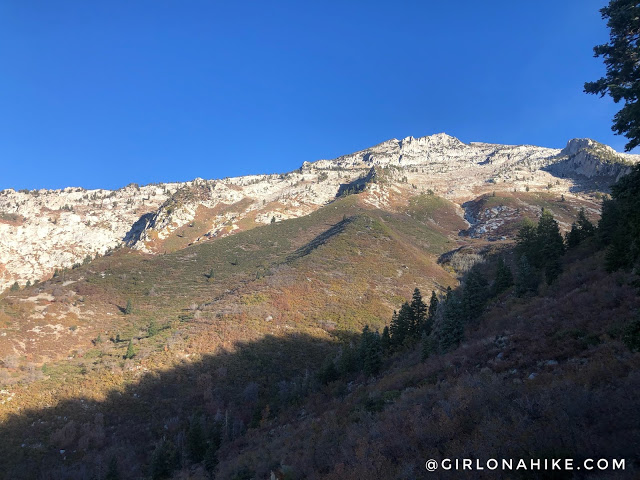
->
(124, 340, 135, 359)
(424, 291, 438, 336)
(380, 325, 391, 354)
(187, 415, 207, 463)
(338, 344, 359, 375)
(148, 320, 158, 337)
(566, 223, 582, 248)
(421, 332, 436, 361)
(428, 291, 438, 320)
(410, 288, 427, 337)
(537, 209, 565, 283)
(359, 326, 382, 376)
(150, 438, 177, 479)
(576, 207, 595, 238)
(462, 268, 488, 320)
(516, 217, 540, 266)
(599, 165, 640, 271)
(439, 294, 464, 352)
(318, 356, 340, 385)
(204, 422, 222, 475)
(493, 257, 513, 295)
(390, 303, 413, 347)
(515, 255, 538, 296)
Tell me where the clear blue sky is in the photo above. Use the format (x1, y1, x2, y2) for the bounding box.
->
(0, 0, 629, 190)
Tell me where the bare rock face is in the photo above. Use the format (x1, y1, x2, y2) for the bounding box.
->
(1, 133, 638, 291)
(546, 138, 637, 184)
(0, 184, 180, 291)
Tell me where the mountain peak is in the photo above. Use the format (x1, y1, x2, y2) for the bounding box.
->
(398, 132, 464, 148)
(561, 138, 603, 156)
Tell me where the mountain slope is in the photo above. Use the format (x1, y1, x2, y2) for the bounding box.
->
(0, 134, 638, 479)
(1, 134, 638, 292)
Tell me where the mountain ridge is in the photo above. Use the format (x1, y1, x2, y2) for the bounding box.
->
(0, 133, 638, 292)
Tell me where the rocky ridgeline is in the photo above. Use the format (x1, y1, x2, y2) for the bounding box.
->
(546, 138, 637, 183)
(124, 167, 363, 253)
(0, 183, 181, 291)
(1, 134, 638, 291)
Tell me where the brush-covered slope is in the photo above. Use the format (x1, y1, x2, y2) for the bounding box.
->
(0, 187, 637, 479)
(0, 192, 474, 476)
(214, 246, 640, 480)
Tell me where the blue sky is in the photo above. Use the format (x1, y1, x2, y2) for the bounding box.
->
(0, 0, 629, 190)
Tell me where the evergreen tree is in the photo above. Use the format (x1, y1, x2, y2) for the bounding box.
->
(516, 218, 540, 266)
(423, 291, 438, 336)
(204, 422, 222, 475)
(537, 209, 565, 259)
(545, 255, 563, 285)
(148, 320, 159, 338)
(493, 257, 513, 295)
(576, 207, 595, 238)
(518, 209, 564, 284)
(598, 197, 621, 246)
(584, 0, 640, 151)
(150, 438, 178, 479)
(204, 443, 219, 476)
(10, 282, 19, 291)
(427, 290, 438, 320)
(390, 303, 413, 347)
(599, 164, 640, 271)
(462, 267, 488, 320)
(338, 344, 359, 376)
(380, 326, 391, 354)
(605, 230, 631, 272)
(124, 299, 133, 315)
(567, 207, 596, 248)
(359, 326, 382, 376)
(124, 340, 135, 359)
(187, 415, 207, 463)
(439, 294, 464, 352)
(566, 223, 582, 248)
(410, 288, 427, 337)
(515, 255, 538, 296)
(318, 356, 340, 385)
(421, 332, 436, 361)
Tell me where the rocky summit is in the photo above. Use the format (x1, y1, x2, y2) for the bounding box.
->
(0, 133, 637, 292)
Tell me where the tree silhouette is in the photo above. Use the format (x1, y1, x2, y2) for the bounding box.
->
(584, 0, 640, 150)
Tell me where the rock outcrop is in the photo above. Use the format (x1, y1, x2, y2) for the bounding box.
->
(544, 138, 636, 186)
